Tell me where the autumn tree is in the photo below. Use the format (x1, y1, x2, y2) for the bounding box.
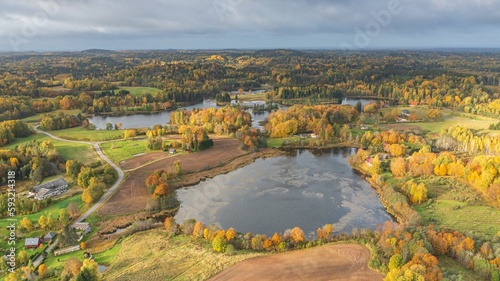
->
(370, 155, 381, 175)
(427, 109, 443, 120)
(75, 259, 99, 281)
(164, 217, 177, 234)
(290, 227, 305, 244)
(154, 183, 169, 197)
(317, 228, 324, 240)
(17, 250, 29, 265)
(82, 180, 104, 204)
(68, 202, 80, 218)
(271, 232, 283, 246)
(263, 239, 274, 251)
(20, 217, 33, 232)
(225, 228, 236, 241)
(38, 215, 48, 230)
(389, 144, 405, 157)
(192, 221, 204, 238)
(323, 224, 334, 240)
(390, 157, 407, 177)
(38, 264, 48, 278)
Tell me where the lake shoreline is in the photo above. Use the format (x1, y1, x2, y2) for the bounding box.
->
(170, 147, 286, 189)
(174, 145, 393, 236)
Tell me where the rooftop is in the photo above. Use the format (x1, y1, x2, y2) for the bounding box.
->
(25, 238, 40, 246)
(33, 178, 68, 192)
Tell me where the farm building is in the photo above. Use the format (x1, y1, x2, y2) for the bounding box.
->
(43, 231, 57, 243)
(30, 178, 68, 200)
(73, 222, 92, 234)
(54, 245, 81, 256)
(25, 238, 41, 249)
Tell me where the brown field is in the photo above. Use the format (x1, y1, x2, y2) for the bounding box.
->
(209, 243, 383, 281)
(99, 138, 246, 216)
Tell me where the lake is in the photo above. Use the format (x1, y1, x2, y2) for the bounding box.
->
(174, 148, 392, 237)
(88, 99, 273, 130)
(88, 98, 376, 130)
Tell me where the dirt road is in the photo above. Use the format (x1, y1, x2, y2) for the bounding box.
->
(209, 244, 383, 281)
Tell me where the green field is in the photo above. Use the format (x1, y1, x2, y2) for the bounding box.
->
(230, 92, 268, 101)
(413, 177, 500, 237)
(49, 127, 124, 142)
(102, 229, 264, 281)
(53, 140, 101, 165)
(414, 115, 498, 134)
(42, 240, 120, 272)
(3, 133, 99, 165)
(43, 249, 86, 270)
(100, 139, 149, 163)
(439, 255, 478, 281)
(118, 86, 163, 97)
(94, 242, 123, 265)
(380, 106, 498, 134)
(266, 136, 301, 148)
(415, 200, 500, 237)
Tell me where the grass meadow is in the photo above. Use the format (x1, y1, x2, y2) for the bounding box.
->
(102, 229, 264, 281)
(100, 139, 149, 164)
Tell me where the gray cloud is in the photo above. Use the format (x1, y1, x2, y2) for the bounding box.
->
(0, 0, 499, 51)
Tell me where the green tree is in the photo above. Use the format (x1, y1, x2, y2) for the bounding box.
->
(173, 160, 182, 176)
(66, 160, 83, 180)
(388, 254, 404, 271)
(59, 209, 70, 226)
(77, 167, 94, 188)
(212, 235, 227, 253)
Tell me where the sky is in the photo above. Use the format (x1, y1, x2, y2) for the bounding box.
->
(1, 0, 499, 51)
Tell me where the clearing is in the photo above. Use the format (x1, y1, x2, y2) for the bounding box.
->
(3, 134, 99, 165)
(414, 177, 500, 237)
(99, 138, 245, 216)
(209, 243, 383, 281)
(117, 86, 162, 97)
(48, 127, 124, 142)
(100, 139, 149, 164)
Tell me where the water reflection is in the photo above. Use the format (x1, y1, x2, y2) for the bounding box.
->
(175, 148, 392, 238)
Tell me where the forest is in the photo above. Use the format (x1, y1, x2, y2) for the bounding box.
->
(0, 49, 499, 281)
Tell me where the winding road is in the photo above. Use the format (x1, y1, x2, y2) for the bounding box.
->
(34, 125, 125, 223)
(31, 126, 124, 268)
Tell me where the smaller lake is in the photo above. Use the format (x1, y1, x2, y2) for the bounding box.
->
(88, 98, 376, 130)
(175, 148, 392, 237)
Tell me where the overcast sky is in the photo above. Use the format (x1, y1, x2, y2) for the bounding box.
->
(1, 0, 499, 51)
